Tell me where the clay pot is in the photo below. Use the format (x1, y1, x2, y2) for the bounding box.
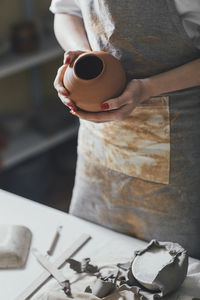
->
(63, 51, 126, 112)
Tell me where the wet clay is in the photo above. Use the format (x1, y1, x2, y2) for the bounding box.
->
(0, 224, 32, 269)
(131, 240, 188, 296)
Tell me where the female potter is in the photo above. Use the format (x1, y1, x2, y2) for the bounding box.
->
(50, 0, 200, 259)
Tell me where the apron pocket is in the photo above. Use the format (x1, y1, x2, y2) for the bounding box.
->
(78, 96, 170, 184)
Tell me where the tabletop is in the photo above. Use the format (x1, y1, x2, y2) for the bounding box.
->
(0, 189, 199, 300)
(0, 189, 147, 299)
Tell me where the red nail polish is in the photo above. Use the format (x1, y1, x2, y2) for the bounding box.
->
(61, 91, 68, 97)
(67, 103, 74, 108)
(101, 103, 109, 110)
(65, 56, 70, 64)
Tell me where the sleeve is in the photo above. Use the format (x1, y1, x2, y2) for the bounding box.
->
(49, 0, 82, 18)
(174, 0, 200, 50)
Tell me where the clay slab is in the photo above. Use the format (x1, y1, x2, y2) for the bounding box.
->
(0, 224, 32, 268)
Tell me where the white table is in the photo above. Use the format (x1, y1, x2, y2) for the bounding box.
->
(0, 189, 199, 300)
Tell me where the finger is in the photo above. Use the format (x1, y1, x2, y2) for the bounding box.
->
(58, 93, 76, 109)
(74, 104, 129, 122)
(54, 65, 68, 94)
(58, 93, 70, 105)
(64, 50, 86, 66)
(64, 52, 73, 65)
(68, 51, 84, 67)
(72, 110, 110, 122)
(101, 94, 129, 111)
(63, 52, 70, 64)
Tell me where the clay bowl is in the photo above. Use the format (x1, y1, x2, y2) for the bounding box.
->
(63, 51, 126, 112)
(131, 240, 188, 296)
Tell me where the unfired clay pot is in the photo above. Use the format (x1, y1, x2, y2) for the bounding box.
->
(63, 51, 126, 112)
(131, 240, 188, 296)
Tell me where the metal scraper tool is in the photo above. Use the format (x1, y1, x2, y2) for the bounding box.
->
(15, 233, 91, 300)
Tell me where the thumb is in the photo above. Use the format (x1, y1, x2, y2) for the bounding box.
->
(101, 96, 125, 111)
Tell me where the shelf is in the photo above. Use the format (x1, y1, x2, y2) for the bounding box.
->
(2, 122, 79, 170)
(0, 35, 63, 79)
(0, 34, 72, 170)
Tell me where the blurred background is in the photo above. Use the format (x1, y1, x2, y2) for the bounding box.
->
(0, 0, 79, 212)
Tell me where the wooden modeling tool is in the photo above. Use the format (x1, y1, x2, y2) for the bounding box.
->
(15, 233, 91, 300)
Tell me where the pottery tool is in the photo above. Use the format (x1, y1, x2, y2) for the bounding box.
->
(15, 233, 91, 300)
(46, 225, 63, 256)
(32, 248, 71, 296)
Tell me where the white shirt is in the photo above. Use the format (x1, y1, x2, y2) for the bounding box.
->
(50, 0, 200, 50)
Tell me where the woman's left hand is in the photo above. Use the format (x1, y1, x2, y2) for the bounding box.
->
(71, 78, 152, 122)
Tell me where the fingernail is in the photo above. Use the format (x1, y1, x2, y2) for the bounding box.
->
(67, 103, 74, 108)
(65, 56, 70, 64)
(101, 103, 109, 110)
(70, 110, 77, 116)
(61, 91, 68, 97)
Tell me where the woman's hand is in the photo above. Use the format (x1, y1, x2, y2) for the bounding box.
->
(72, 79, 153, 123)
(53, 50, 87, 111)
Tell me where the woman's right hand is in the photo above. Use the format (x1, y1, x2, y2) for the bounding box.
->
(53, 50, 87, 113)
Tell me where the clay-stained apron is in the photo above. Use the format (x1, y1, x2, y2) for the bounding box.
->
(78, 96, 170, 184)
(77, 1, 171, 184)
